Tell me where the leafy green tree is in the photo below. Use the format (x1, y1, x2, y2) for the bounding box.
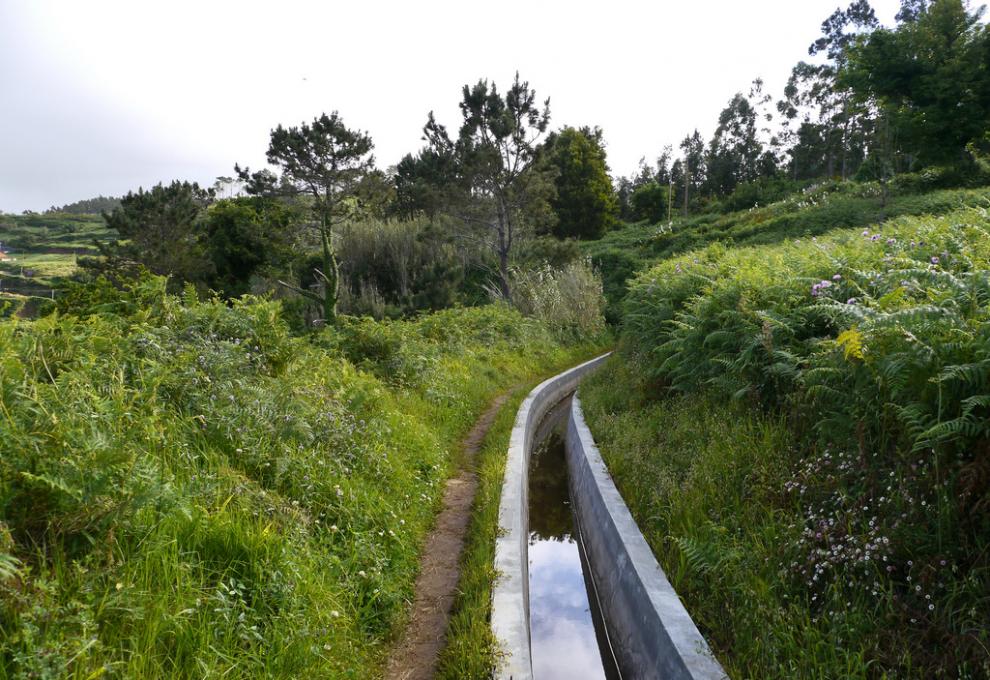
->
(629, 181, 669, 223)
(675, 131, 706, 215)
(237, 112, 375, 323)
(423, 73, 555, 298)
(543, 126, 618, 240)
(203, 197, 300, 298)
(777, 2, 878, 180)
(844, 0, 990, 166)
(98, 181, 215, 288)
(704, 92, 766, 197)
(392, 147, 454, 219)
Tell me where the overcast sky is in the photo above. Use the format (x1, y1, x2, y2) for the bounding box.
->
(1, 0, 905, 213)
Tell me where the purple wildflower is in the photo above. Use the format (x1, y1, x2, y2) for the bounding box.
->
(931, 256, 940, 265)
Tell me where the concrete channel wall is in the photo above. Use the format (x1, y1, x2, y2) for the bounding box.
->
(566, 393, 728, 680)
(491, 353, 611, 680)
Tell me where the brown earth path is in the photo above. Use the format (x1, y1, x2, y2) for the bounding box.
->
(383, 392, 510, 680)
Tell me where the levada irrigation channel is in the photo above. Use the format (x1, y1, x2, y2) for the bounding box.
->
(527, 395, 621, 680)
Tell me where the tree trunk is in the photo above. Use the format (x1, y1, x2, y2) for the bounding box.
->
(320, 221, 338, 324)
(496, 198, 512, 301)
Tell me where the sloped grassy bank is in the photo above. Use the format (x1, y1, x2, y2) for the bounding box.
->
(582, 206, 990, 678)
(585, 183, 990, 323)
(0, 277, 604, 678)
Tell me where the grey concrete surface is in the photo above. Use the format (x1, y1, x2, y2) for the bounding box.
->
(566, 392, 728, 680)
(491, 353, 611, 680)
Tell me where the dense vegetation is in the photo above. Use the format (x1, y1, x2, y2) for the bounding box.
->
(582, 202, 990, 677)
(585, 179, 990, 321)
(2, 1, 988, 677)
(0, 279, 604, 678)
(615, 0, 990, 219)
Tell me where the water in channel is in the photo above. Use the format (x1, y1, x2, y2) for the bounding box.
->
(527, 396, 621, 680)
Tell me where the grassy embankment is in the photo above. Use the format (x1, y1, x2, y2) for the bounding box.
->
(584, 181, 990, 322)
(0, 276, 605, 679)
(581, 200, 990, 677)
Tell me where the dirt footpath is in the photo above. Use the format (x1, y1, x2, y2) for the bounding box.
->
(384, 393, 509, 680)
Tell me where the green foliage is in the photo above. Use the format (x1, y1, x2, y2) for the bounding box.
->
(629, 181, 669, 224)
(584, 182, 990, 319)
(420, 72, 555, 298)
(608, 205, 990, 676)
(335, 216, 485, 318)
(495, 259, 607, 341)
(237, 111, 377, 323)
(203, 197, 301, 298)
(581, 368, 904, 678)
(0, 288, 602, 678)
(712, 177, 810, 213)
(544, 126, 618, 240)
(46, 195, 121, 215)
(98, 181, 216, 289)
(844, 0, 990, 166)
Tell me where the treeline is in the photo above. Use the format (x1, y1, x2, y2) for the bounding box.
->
(616, 0, 990, 221)
(77, 0, 989, 328)
(45, 195, 121, 215)
(83, 75, 615, 327)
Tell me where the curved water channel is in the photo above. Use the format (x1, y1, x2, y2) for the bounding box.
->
(527, 395, 621, 680)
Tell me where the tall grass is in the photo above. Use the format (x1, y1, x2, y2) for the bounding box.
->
(0, 277, 605, 678)
(492, 259, 607, 341)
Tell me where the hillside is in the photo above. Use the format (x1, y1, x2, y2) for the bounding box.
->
(0, 284, 605, 677)
(0, 213, 116, 316)
(579, 185, 990, 677)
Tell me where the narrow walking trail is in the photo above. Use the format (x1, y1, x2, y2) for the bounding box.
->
(384, 393, 509, 680)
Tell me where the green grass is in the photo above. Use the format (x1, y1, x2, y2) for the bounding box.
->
(0, 213, 114, 252)
(580, 203, 990, 677)
(0, 281, 606, 679)
(581, 362, 904, 677)
(0, 213, 116, 292)
(434, 386, 523, 679)
(0, 252, 81, 280)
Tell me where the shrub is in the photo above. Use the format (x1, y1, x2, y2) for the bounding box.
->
(495, 259, 606, 340)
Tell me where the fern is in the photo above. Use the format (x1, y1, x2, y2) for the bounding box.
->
(836, 328, 865, 360)
(0, 553, 21, 581)
(672, 534, 723, 575)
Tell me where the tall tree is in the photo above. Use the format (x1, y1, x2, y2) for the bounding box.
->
(424, 73, 554, 298)
(807, 0, 879, 179)
(98, 181, 215, 288)
(678, 131, 706, 215)
(844, 0, 990, 166)
(544, 126, 618, 240)
(236, 112, 375, 323)
(704, 92, 767, 197)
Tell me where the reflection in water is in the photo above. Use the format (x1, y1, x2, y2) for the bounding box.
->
(528, 400, 619, 680)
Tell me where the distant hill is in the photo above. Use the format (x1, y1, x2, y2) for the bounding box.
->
(46, 194, 121, 215)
